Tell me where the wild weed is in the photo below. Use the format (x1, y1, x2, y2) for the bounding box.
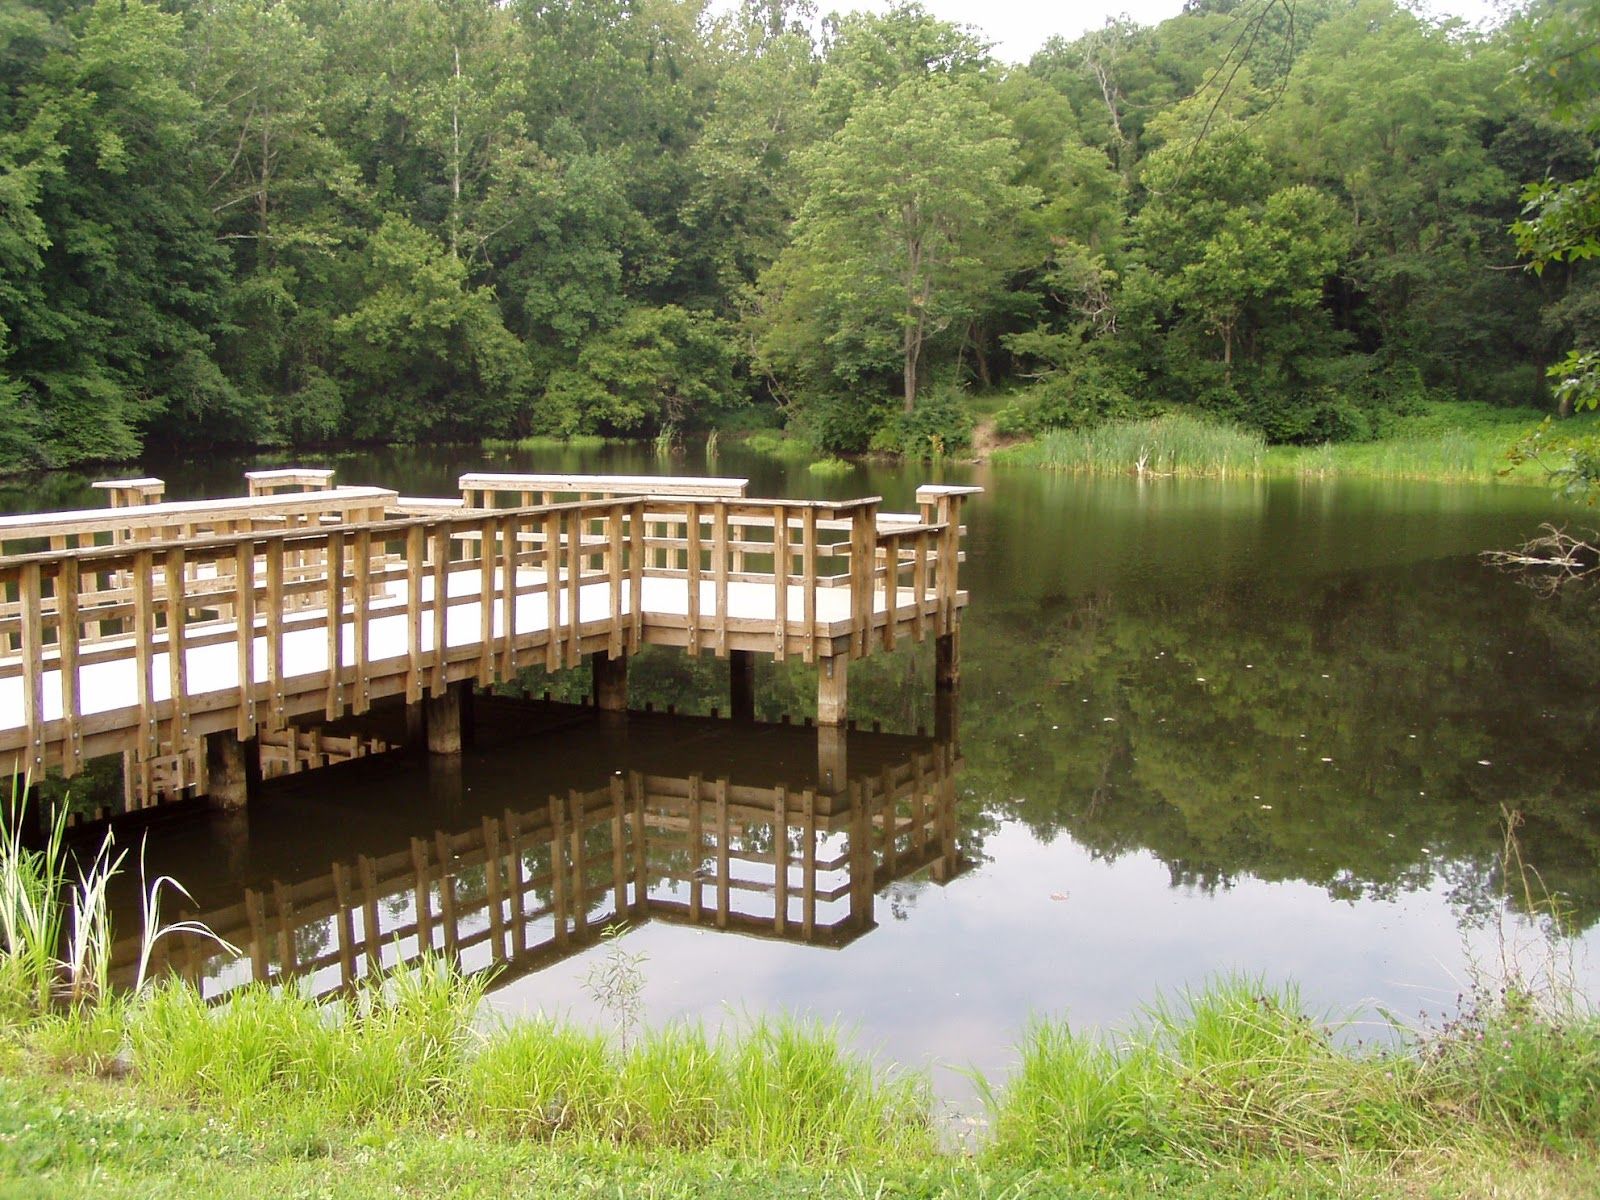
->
(585, 922, 647, 1050)
(1413, 809, 1600, 1145)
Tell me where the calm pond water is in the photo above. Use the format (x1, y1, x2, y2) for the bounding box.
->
(20, 444, 1600, 1106)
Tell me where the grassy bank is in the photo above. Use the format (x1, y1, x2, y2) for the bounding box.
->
(6, 806, 1600, 1196)
(993, 404, 1600, 484)
(6, 973, 1600, 1198)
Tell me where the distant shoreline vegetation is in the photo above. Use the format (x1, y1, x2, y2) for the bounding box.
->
(990, 401, 1599, 486)
(0, 0, 1592, 488)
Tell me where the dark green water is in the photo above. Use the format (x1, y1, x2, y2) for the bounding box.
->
(23, 444, 1600, 1096)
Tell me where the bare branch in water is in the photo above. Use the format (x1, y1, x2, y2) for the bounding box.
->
(1483, 524, 1600, 596)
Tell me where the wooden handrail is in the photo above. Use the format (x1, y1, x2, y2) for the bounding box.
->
(0, 484, 977, 773)
(461, 472, 749, 506)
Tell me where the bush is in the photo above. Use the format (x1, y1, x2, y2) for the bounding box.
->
(869, 387, 974, 458)
(995, 363, 1143, 436)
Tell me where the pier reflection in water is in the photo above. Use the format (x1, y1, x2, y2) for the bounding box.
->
(104, 699, 963, 1002)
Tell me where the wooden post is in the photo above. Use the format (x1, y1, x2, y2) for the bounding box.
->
(817, 725, 848, 795)
(936, 624, 960, 693)
(405, 701, 426, 747)
(730, 649, 755, 722)
(425, 681, 472, 754)
(934, 690, 959, 746)
(592, 649, 629, 713)
(203, 731, 260, 811)
(817, 654, 848, 728)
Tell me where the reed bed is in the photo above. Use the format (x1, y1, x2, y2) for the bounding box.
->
(1265, 431, 1519, 481)
(480, 434, 609, 451)
(995, 415, 1266, 477)
(806, 457, 853, 477)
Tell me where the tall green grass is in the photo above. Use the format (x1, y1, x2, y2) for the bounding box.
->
(742, 430, 824, 461)
(995, 415, 1266, 477)
(982, 973, 1600, 1171)
(982, 979, 1426, 1169)
(1, 791, 121, 1014)
(806, 457, 853, 477)
(1266, 431, 1517, 480)
(127, 982, 932, 1164)
(480, 434, 609, 451)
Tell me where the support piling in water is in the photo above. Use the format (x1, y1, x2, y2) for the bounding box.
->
(203, 731, 260, 811)
(593, 650, 629, 713)
(818, 657, 848, 728)
(730, 650, 755, 722)
(425, 682, 473, 755)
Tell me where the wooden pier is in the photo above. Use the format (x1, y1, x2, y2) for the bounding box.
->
(0, 470, 976, 810)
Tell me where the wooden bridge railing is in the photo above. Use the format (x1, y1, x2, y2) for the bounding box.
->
(0, 497, 644, 776)
(1, 483, 975, 775)
(460, 472, 749, 508)
(0, 486, 395, 559)
(114, 741, 961, 1000)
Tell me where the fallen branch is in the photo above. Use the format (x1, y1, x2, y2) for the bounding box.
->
(1482, 524, 1600, 595)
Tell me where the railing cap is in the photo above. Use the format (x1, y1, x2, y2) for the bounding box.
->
(90, 477, 165, 490)
(460, 472, 749, 498)
(245, 467, 337, 482)
(914, 484, 984, 499)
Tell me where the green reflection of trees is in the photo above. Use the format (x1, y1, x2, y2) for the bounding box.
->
(956, 557, 1600, 928)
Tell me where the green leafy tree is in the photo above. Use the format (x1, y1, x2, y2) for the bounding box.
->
(1512, 0, 1600, 414)
(1127, 108, 1349, 437)
(540, 304, 737, 434)
(753, 75, 1036, 424)
(334, 215, 529, 438)
(1271, 1, 1513, 396)
(2, 0, 240, 464)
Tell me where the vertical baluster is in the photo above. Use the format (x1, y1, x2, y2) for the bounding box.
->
(608, 503, 624, 658)
(164, 547, 190, 761)
(713, 500, 729, 656)
(324, 529, 344, 720)
(57, 559, 82, 776)
(565, 510, 582, 667)
(133, 549, 158, 757)
(478, 515, 496, 686)
(544, 510, 561, 671)
(405, 525, 424, 704)
(352, 529, 372, 715)
(685, 502, 701, 656)
(628, 501, 645, 649)
(235, 541, 258, 739)
(912, 533, 929, 643)
(18, 562, 45, 777)
(772, 505, 788, 660)
(429, 524, 448, 695)
(264, 541, 285, 728)
(802, 508, 818, 664)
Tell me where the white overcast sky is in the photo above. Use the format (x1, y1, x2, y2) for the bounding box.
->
(743, 1, 1519, 65)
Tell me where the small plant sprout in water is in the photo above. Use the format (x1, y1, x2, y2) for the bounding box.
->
(585, 922, 647, 1050)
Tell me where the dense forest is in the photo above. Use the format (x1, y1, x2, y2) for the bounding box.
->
(1, 0, 1596, 471)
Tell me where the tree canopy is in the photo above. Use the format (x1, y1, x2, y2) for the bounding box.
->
(0, 0, 1593, 470)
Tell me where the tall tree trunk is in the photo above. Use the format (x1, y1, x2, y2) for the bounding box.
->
(450, 44, 462, 260)
(903, 322, 918, 413)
